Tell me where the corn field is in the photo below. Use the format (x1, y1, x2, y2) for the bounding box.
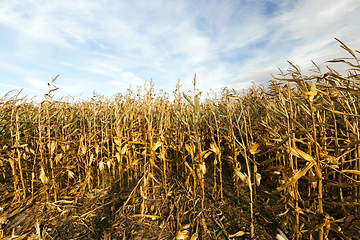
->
(1, 39, 360, 239)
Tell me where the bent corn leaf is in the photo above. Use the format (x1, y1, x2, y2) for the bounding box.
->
(273, 161, 315, 193)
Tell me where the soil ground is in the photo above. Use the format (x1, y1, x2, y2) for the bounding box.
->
(1, 158, 360, 239)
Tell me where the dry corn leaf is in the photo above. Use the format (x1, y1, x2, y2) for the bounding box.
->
(199, 162, 206, 175)
(273, 162, 314, 193)
(39, 167, 48, 184)
(67, 170, 75, 179)
(255, 173, 261, 186)
(290, 147, 315, 163)
(202, 150, 213, 160)
(249, 143, 260, 154)
(341, 170, 360, 175)
(54, 153, 63, 164)
(234, 169, 248, 183)
(175, 229, 190, 240)
(99, 161, 105, 172)
(210, 143, 220, 155)
(152, 141, 162, 151)
(275, 228, 289, 240)
(229, 230, 248, 238)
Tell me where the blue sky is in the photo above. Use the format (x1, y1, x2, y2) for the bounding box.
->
(0, 0, 360, 101)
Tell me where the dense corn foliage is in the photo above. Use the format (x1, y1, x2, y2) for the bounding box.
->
(1, 39, 360, 239)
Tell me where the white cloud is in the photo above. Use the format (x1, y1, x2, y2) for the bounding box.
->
(0, 0, 359, 100)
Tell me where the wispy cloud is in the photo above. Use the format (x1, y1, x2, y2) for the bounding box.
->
(0, 0, 359, 100)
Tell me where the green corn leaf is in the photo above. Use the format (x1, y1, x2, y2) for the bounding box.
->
(236, 107, 244, 124)
(185, 108, 196, 132)
(293, 97, 311, 116)
(183, 93, 195, 109)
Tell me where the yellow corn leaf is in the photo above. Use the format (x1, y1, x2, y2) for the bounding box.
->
(190, 232, 198, 240)
(249, 143, 260, 155)
(39, 167, 48, 184)
(120, 144, 128, 155)
(114, 138, 121, 146)
(255, 173, 261, 186)
(54, 153, 63, 164)
(67, 170, 75, 179)
(140, 186, 147, 200)
(202, 150, 212, 160)
(149, 172, 161, 184)
(99, 161, 105, 172)
(80, 144, 87, 155)
(185, 144, 194, 157)
(210, 143, 220, 155)
(185, 161, 194, 174)
(95, 144, 99, 155)
(306, 82, 317, 102)
(341, 170, 360, 175)
(106, 160, 111, 169)
(290, 147, 315, 163)
(115, 152, 120, 162)
(234, 169, 247, 183)
(275, 229, 289, 240)
(152, 141, 162, 151)
(274, 161, 315, 193)
(200, 162, 206, 175)
(149, 158, 160, 170)
(175, 229, 190, 240)
(229, 230, 248, 238)
(89, 153, 94, 166)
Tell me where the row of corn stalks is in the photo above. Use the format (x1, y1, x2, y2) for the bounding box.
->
(0, 39, 360, 239)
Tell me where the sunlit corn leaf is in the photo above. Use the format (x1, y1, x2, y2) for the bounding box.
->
(175, 229, 190, 240)
(39, 167, 48, 184)
(255, 173, 261, 186)
(99, 161, 105, 172)
(120, 144, 128, 155)
(184, 161, 194, 174)
(140, 186, 147, 200)
(304, 82, 317, 102)
(81, 144, 87, 155)
(290, 147, 315, 163)
(274, 161, 315, 193)
(55, 153, 63, 164)
(152, 141, 162, 151)
(48, 141, 57, 155)
(114, 138, 121, 146)
(190, 232, 198, 240)
(149, 158, 160, 170)
(320, 151, 338, 164)
(323, 107, 360, 117)
(106, 160, 111, 169)
(89, 153, 94, 166)
(275, 228, 289, 240)
(67, 170, 75, 179)
(181, 223, 191, 230)
(202, 150, 212, 160)
(95, 144, 99, 155)
(341, 170, 360, 175)
(249, 143, 260, 155)
(200, 162, 206, 175)
(149, 172, 161, 184)
(209, 143, 220, 155)
(229, 230, 248, 238)
(234, 169, 248, 183)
